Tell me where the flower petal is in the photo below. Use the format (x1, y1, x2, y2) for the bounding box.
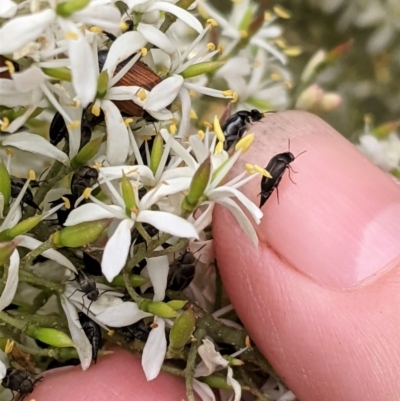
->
(193, 379, 216, 401)
(61, 296, 92, 371)
(137, 210, 199, 239)
(146, 254, 169, 302)
(137, 23, 175, 55)
(0, 9, 55, 54)
(100, 165, 155, 186)
(102, 99, 130, 165)
(64, 203, 122, 226)
(147, 2, 202, 33)
(145, 75, 183, 112)
(142, 316, 167, 381)
(68, 32, 97, 107)
(2, 133, 69, 164)
(102, 219, 134, 282)
(0, 249, 19, 311)
(17, 235, 77, 273)
(0, 0, 17, 18)
(96, 301, 151, 327)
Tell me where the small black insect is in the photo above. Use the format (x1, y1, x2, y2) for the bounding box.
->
(222, 109, 266, 150)
(70, 166, 99, 200)
(120, 320, 151, 343)
(259, 149, 306, 208)
(10, 177, 41, 211)
(2, 368, 42, 400)
(69, 270, 99, 313)
(78, 312, 102, 363)
(167, 249, 200, 291)
(48, 194, 75, 226)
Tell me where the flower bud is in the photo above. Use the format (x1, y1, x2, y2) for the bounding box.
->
(0, 215, 42, 241)
(295, 84, 324, 111)
(70, 136, 104, 169)
(120, 173, 136, 216)
(96, 71, 109, 99)
(182, 157, 211, 215)
(167, 300, 188, 310)
(300, 49, 326, 83)
(56, 0, 90, 17)
(145, 301, 179, 318)
(0, 160, 11, 211)
(42, 67, 72, 82)
(181, 61, 225, 79)
(320, 93, 342, 112)
(26, 326, 75, 348)
(53, 219, 112, 248)
(110, 274, 148, 287)
(149, 133, 164, 176)
(167, 309, 196, 359)
(0, 241, 17, 266)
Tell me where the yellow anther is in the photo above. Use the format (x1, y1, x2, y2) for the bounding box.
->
(217, 45, 223, 53)
(108, 330, 115, 337)
(245, 335, 251, 348)
(67, 120, 81, 130)
(264, 11, 273, 21)
(245, 164, 255, 174)
(65, 31, 79, 40)
(230, 92, 238, 103)
(203, 121, 213, 129)
(284, 80, 293, 89)
(275, 38, 287, 49)
(239, 30, 248, 38)
(138, 88, 147, 101)
(130, 205, 139, 215)
(273, 5, 292, 19)
(222, 89, 234, 97)
(140, 135, 152, 141)
(169, 123, 177, 134)
(284, 46, 302, 56)
(5, 148, 14, 157)
(189, 89, 197, 97)
(213, 115, 225, 143)
(270, 73, 282, 81)
(124, 118, 134, 126)
(235, 133, 254, 153)
(93, 162, 102, 170)
(5, 339, 14, 354)
(214, 141, 224, 154)
(364, 114, 373, 124)
(0, 117, 10, 131)
(140, 47, 148, 56)
(28, 170, 36, 180)
(254, 164, 272, 178)
(120, 21, 129, 32)
(190, 109, 198, 119)
(197, 130, 205, 140)
(90, 26, 102, 34)
(206, 18, 218, 27)
(4, 60, 14, 74)
(62, 196, 71, 209)
(91, 104, 101, 117)
(82, 188, 92, 199)
(206, 42, 216, 51)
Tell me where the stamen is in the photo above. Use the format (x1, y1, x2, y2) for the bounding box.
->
(0, 117, 10, 131)
(206, 18, 218, 27)
(169, 124, 177, 134)
(67, 120, 80, 130)
(62, 196, 71, 209)
(190, 109, 198, 119)
(273, 5, 292, 19)
(213, 115, 225, 143)
(4, 60, 14, 74)
(28, 170, 36, 180)
(82, 188, 92, 199)
(91, 104, 101, 116)
(65, 31, 79, 40)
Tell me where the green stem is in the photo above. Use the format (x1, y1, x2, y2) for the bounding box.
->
(135, 222, 152, 245)
(152, 238, 189, 257)
(20, 238, 54, 270)
(19, 269, 63, 292)
(0, 311, 27, 331)
(161, 364, 185, 377)
(185, 328, 205, 401)
(239, 366, 272, 401)
(122, 269, 146, 308)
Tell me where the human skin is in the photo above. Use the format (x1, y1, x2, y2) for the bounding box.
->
(31, 111, 400, 400)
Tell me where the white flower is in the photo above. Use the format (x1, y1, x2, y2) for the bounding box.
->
(193, 339, 241, 401)
(0, 2, 121, 106)
(0, 0, 17, 18)
(64, 169, 198, 282)
(123, 0, 203, 33)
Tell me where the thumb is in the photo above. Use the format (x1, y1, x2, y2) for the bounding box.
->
(213, 110, 400, 401)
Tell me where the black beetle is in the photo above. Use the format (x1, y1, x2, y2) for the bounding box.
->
(167, 249, 199, 291)
(2, 368, 42, 400)
(78, 312, 102, 363)
(70, 166, 99, 200)
(222, 109, 266, 150)
(119, 320, 151, 343)
(259, 148, 306, 207)
(10, 177, 41, 211)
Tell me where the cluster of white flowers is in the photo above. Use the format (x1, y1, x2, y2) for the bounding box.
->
(0, 0, 297, 400)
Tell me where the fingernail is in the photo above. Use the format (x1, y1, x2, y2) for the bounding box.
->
(240, 111, 400, 288)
